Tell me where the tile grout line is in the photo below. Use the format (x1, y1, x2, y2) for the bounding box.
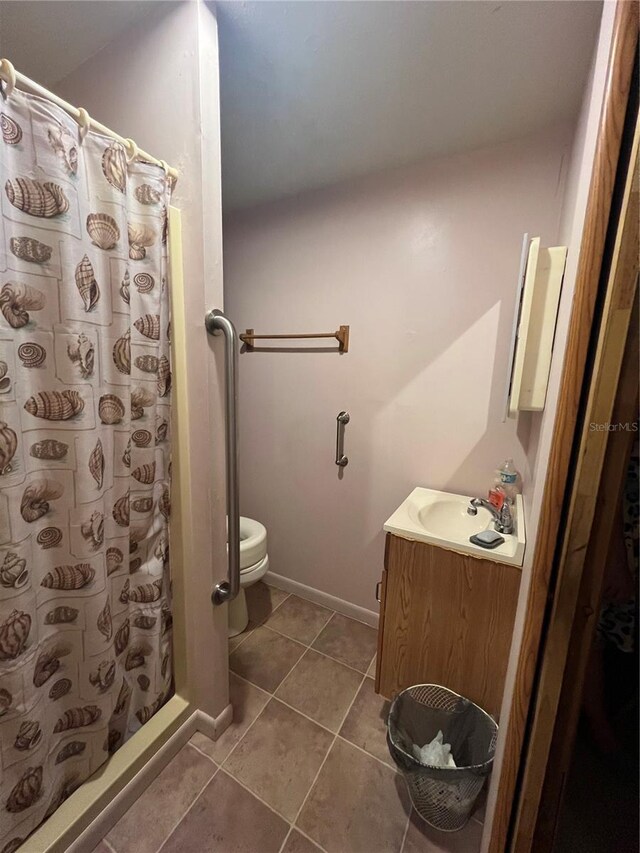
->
(270, 588, 291, 611)
(305, 609, 337, 648)
(220, 690, 278, 769)
(224, 614, 313, 769)
(275, 824, 329, 853)
(229, 634, 306, 692)
(160, 743, 476, 853)
(241, 586, 378, 653)
(265, 583, 378, 630)
(307, 644, 377, 676)
(252, 586, 291, 624)
(232, 661, 483, 828)
(399, 807, 412, 853)
(104, 746, 217, 853)
(218, 682, 386, 802)
(236, 614, 328, 655)
(226, 592, 388, 849)
(276, 593, 378, 630)
(220, 667, 484, 837)
(105, 592, 382, 853)
(153, 764, 220, 853)
(229, 618, 308, 661)
(261, 589, 291, 624)
(228, 669, 271, 700)
(232, 594, 377, 676)
(227, 658, 366, 824)
(229, 671, 397, 772)
(236, 621, 374, 678)
(194, 691, 399, 795)
(186, 738, 219, 767)
(229, 587, 292, 653)
(290, 824, 330, 852)
(209, 721, 409, 828)
(287, 669, 369, 841)
(277, 826, 293, 853)
(239, 684, 397, 773)
(263, 636, 406, 848)
(334, 732, 398, 772)
(260, 623, 327, 657)
(228, 632, 251, 654)
(217, 766, 298, 828)
(270, 692, 345, 737)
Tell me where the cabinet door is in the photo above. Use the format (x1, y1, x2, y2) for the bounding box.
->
(374, 568, 387, 693)
(374, 534, 392, 691)
(378, 535, 520, 718)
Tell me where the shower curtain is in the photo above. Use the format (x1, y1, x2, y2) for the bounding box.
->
(0, 88, 173, 850)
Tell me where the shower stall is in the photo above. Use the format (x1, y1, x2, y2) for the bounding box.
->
(0, 2, 232, 850)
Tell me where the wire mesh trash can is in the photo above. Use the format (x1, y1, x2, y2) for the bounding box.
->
(387, 684, 498, 832)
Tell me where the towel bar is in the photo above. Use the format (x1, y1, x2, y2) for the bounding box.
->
(240, 325, 349, 353)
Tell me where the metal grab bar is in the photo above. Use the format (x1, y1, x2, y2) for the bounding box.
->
(335, 411, 350, 467)
(205, 309, 240, 606)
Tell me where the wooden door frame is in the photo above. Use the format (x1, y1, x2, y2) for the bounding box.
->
(514, 103, 639, 850)
(487, 4, 639, 850)
(531, 292, 639, 851)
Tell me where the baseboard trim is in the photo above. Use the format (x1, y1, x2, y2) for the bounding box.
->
(194, 702, 233, 742)
(265, 570, 379, 628)
(62, 703, 232, 853)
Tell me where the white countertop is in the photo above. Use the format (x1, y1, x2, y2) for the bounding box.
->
(383, 487, 525, 568)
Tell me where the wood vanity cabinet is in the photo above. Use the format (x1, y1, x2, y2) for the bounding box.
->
(375, 533, 521, 719)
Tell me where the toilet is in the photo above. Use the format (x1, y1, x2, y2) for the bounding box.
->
(228, 516, 269, 637)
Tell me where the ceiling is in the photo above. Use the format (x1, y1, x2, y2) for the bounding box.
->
(1, 1, 602, 213)
(0, 1, 158, 88)
(217, 0, 602, 211)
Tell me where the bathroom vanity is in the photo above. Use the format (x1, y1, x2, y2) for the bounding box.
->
(375, 489, 524, 718)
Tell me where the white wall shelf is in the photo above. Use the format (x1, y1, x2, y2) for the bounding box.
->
(505, 235, 568, 418)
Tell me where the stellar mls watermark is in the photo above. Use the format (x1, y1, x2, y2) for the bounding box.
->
(589, 422, 638, 432)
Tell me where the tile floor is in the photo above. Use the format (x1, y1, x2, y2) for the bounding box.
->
(93, 583, 485, 853)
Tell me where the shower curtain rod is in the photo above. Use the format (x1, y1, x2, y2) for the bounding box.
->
(0, 58, 178, 179)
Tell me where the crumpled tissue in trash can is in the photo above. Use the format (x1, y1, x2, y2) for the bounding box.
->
(412, 730, 457, 768)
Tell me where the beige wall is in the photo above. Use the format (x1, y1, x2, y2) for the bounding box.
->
(57, 0, 229, 719)
(224, 123, 573, 612)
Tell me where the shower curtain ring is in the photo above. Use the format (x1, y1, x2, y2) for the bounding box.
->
(125, 138, 139, 163)
(0, 59, 16, 96)
(159, 160, 173, 188)
(77, 108, 91, 141)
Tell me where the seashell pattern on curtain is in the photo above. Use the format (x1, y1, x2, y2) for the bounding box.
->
(0, 88, 173, 849)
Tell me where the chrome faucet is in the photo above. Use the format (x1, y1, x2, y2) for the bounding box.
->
(467, 497, 514, 535)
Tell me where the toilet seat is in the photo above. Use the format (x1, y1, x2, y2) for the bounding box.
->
(240, 516, 267, 570)
(229, 516, 269, 637)
(240, 553, 269, 585)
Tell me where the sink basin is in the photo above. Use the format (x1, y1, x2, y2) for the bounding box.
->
(384, 487, 525, 567)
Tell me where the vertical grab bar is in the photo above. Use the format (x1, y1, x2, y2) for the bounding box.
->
(335, 411, 350, 467)
(205, 309, 240, 605)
